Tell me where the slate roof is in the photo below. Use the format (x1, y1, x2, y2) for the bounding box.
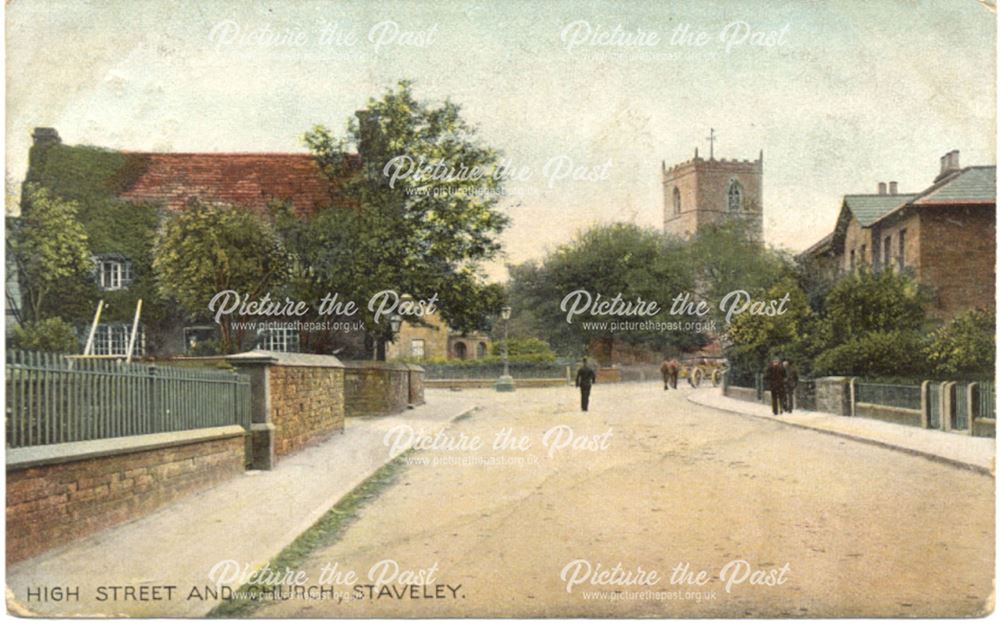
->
(118, 152, 356, 215)
(912, 166, 996, 206)
(842, 193, 916, 226)
(871, 166, 996, 226)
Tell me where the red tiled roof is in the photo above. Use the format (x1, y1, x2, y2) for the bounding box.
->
(118, 152, 355, 215)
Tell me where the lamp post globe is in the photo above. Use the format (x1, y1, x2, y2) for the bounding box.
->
(495, 306, 515, 392)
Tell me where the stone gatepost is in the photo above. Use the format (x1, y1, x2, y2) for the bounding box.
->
(224, 352, 278, 470)
(226, 350, 347, 470)
(813, 376, 852, 416)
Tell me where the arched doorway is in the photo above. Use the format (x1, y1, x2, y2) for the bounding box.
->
(454, 342, 467, 360)
(477, 342, 487, 358)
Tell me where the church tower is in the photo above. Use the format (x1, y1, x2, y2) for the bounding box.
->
(662, 132, 763, 241)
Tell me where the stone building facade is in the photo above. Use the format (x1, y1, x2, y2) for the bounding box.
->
(804, 150, 996, 320)
(386, 311, 491, 361)
(662, 148, 764, 240)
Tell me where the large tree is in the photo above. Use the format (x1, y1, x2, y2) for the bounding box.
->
(153, 200, 292, 353)
(301, 81, 509, 358)
(7, 183, 93, 323)
(506, 223, 701, 358)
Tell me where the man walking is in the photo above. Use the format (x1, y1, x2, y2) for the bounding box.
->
(783, 360, 799, 413)
(765, 359, 786, 416)
(668, 358, 680, 389)
(575, 358, 597, 412)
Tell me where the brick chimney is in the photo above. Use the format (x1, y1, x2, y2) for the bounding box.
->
(877, 182, 887, 195)
(31, 127, 60, 147)
(888, 181, 898, 195)
(935, 149, 961, 182)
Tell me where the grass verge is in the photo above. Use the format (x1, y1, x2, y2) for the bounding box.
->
(207, 449, 414, 618)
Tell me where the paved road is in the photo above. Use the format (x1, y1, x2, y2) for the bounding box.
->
(255, 384, 994, 618)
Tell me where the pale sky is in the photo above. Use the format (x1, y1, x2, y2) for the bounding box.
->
(6, 0, 996, 280)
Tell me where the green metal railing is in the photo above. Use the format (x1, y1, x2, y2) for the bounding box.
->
(854, 382, 922, 411)
(6, 350, 251, 449)
(978, 381, 995, 421)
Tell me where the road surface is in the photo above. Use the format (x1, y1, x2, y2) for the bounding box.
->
(253, 384, 994, 618)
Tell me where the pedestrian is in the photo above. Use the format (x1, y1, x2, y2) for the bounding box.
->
(575, 358, 597, 412)
(783, 360, 799, 413)
(659, 357, 672, 390)
(669, 358, 680, 389)
(765, 359, 786, 416)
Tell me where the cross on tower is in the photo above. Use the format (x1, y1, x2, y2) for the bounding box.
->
(706, 128, 717, 160)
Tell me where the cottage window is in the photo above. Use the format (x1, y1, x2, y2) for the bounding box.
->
(411, 339, 425, 358)
(93, 323, 145, 357)
(258, 327, 300, 352)
(883, 235, 892, 269)
(94, 256, 133, 291)
(860, 244, 867, 266)
(727, 179, 743, 212)
(849, 249, 856, 271)
(898, 229, 907, 269)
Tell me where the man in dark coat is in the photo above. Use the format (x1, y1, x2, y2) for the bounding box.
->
(668, 358, 680, 389)
(782, 360, 799, 413)
(765, 359, 786, 415)
(575, 358, 597, 412)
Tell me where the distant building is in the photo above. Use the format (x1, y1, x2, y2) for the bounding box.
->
(385, 311, 491, 361)
(662, 140, 763, 241)
(802, 150, 996, 319)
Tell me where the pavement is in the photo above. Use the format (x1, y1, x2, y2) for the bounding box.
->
(688, 387, 996, 476)
(6, 389, 479, 618)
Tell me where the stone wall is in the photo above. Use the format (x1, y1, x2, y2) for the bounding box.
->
(343, 362, 424, 417)
(269, 365, 345, 457)
(6, 426, 245, 564)
(855, 403, 921, 427)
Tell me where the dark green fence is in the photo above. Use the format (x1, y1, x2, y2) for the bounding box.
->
(978, 381, 995, 421)
(855, 382, 922, 411)
(6, 350, 252, 449)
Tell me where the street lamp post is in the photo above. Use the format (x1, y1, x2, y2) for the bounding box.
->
(495, 306, 515, 392)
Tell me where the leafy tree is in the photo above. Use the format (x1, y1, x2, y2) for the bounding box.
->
(925, 309, 995, 378)
(725, 276, 816, 375)
(682, 220, 790, 325)
(821, 268, 926, 346)
(300, 81, 509, 359)
(153, 200, 292, 354)
(813, 330, 927, 378)
(808, 268, 930, 378)
(506, 223, 701, 357)
(7, 184, 93, 322)
(9, 317, 80, 353)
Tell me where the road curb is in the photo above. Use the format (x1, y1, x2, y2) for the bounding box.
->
(686, 392, 994, 478)
(198, 402, 481, 618)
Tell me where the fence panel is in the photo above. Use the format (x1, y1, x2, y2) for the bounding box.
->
(854, 382, 922, 411)
(6, 350, 252, 449)
(953, 383, 969, 431)
(978, 381, 996, 421)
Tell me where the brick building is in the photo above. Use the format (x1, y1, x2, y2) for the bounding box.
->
(662, 145, 763, 241)
(804, 150, 996, 319)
